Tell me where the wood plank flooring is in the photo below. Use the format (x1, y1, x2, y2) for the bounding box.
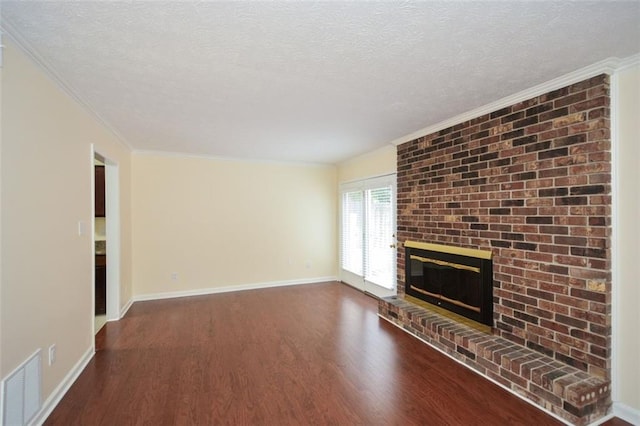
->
(46, 282, 611, 425)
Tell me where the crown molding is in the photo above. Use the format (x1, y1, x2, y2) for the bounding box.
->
(616, 53, 640, 72)
(338, 143, 396, 166)
(390, 55, 636, 147)
(0, 19, 133, 152)
(132, 149, 335, 169)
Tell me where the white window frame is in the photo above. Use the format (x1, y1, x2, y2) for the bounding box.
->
(339, 174, 397, 298)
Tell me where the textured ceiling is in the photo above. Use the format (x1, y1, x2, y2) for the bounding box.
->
(2, 1, 639, 164)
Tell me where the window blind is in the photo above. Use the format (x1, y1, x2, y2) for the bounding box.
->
(364, 185, 394, 288)
(341, 190, 363, 275)
(340, 174, 396, 292)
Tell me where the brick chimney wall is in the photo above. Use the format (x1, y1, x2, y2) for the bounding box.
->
(396, 74, 611, 379)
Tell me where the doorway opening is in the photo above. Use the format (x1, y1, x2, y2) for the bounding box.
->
(92, 148, 121, 341)
(94, 156, 107, 333)
(339, 174, 397, 299)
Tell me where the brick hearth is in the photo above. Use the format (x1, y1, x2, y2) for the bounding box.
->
(379, 74, 612, 424)
(379, 297, 609, 424)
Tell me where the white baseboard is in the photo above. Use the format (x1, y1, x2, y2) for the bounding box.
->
(614, 402, 640, 425)
(119, 298, 133, 318)
(381, 314, 640, 425)
(27, 278, 336, 424)
(133, 276, 338, 302)
(30, 347, 94, 426)
(378, 314, 573, 426)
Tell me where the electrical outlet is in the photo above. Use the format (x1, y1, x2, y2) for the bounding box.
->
(171, 272, 178, 281)
(48, 344, 56, 366)
(305, 260, 312, 269)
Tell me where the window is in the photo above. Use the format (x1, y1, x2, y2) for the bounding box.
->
(340, 175, 396, 297)
(341, 190, 364, 276)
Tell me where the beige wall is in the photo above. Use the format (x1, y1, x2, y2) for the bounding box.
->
(0, 40, 133, 399)
(0, 43, 4, 376)
(337, 144, 396, 183)
(615, 63, 640, 412)
(131, 153, 337, 297)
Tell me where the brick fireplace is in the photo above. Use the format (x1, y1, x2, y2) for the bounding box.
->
(378, 74, 611, 424)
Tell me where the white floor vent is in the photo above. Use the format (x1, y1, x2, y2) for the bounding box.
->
(2, 349, 41, 426)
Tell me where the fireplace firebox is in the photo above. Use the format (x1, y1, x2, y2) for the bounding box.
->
(404, 241, 493, 327)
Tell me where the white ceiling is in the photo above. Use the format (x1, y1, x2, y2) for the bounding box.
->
(2, 1, 639, 165)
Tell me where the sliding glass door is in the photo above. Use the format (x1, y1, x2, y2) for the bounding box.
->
(340, 175, 396, 298)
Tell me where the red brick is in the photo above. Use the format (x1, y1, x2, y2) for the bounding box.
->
(396, 75, 611, 381)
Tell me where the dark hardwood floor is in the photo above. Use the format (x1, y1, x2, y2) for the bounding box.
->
(46, 282, 620, 425)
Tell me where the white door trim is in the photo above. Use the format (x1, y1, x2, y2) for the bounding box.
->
(92, 146, 121, 341)
(104, 162, 121, 322)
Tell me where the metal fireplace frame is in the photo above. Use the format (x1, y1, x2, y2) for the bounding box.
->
(404, 241, 493, 327)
